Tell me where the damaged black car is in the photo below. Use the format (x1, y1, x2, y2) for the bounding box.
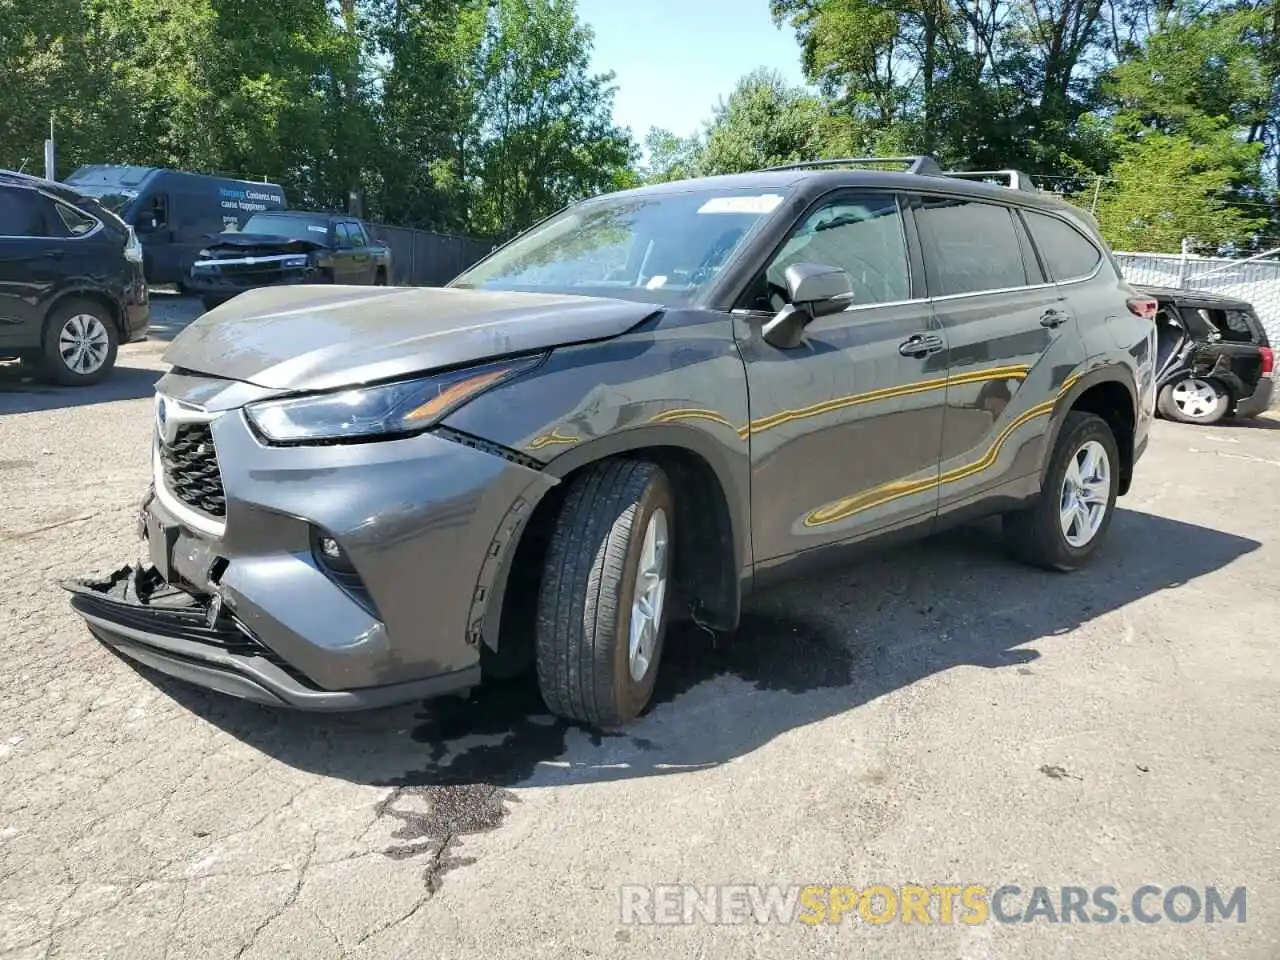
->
(188, 210, 392, 310)
(1142, 284, 1275, 424)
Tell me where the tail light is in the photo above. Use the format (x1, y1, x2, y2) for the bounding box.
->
(1260, 345, 1274, 377)
(123, 225, 143, 264)
(1127, 297, 1158, 319)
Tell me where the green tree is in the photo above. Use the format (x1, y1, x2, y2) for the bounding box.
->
(640, 127, 704, 184)
(1095, 129, 1267, 251)
(698, 68, 827, 174)
(466, 0, 637, 238)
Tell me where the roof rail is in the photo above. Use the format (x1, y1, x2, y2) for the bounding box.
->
(941, 169, 1039, 192)
(764, 155, 945, 176)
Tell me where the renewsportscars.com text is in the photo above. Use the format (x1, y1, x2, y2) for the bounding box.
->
(619, 883, 1247, 926)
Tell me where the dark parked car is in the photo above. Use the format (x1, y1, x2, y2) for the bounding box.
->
(66, 156, 1157, 728)
(0, 170, 150, 385)
(63, 165, 287, 289)
(188, 210, 392, 310)
(1139, 284, 1274, 424)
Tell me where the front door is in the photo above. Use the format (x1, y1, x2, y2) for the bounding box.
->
(331, 222, 366, 284)
(735, 190, 948, 564)
(910, 193, 1081, 516)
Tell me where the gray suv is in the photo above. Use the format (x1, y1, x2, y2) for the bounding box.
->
(66, 156, 1158, 728)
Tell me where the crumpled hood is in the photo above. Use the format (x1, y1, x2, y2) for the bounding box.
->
(162, 285, 663, 392)
(200, 232, 326, 255)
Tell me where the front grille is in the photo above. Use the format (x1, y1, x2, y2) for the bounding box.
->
(160, 424, 226, 517)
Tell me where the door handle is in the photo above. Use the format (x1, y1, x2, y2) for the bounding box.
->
(899, 333, 945, 358)
(1040, 308, 1069, 328)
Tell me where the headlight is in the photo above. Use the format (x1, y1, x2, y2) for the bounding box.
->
(244, 355, 544, 444)
(282, 255, 309, 268)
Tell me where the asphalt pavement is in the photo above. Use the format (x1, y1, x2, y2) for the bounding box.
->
(1, 297, 1277, 958)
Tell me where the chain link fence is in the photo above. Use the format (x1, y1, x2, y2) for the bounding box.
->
(368, 223, 495, 287)
(1114, 250, 1280, 347)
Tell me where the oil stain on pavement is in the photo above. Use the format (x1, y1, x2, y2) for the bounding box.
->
(372, 612, 857, 890)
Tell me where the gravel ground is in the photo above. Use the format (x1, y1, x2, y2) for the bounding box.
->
(2, 297, 1278, 958)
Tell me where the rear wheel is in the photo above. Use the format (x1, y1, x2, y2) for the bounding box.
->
(534, 459, 674, 727)
(1003, 411, 1119, 571)
(40, 299, 118, 386)
(1158, 377, 1228, 424)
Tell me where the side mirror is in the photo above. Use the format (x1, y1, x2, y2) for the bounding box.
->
(761, 262, 854, 349)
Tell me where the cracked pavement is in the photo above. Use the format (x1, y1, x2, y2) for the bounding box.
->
(2, 295, 1278, 958)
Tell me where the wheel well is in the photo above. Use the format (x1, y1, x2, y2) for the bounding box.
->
(488, 446, 740, 676)
(45, 291, 124, 341)
(1070, 380, 1136, 494)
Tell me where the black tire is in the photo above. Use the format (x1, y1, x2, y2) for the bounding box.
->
(40, 298, 119, 386)
(374, 267, 388, 285)
(1158, 378, 1228, 424)
(1002, 411, 1120, 572)
(534, 459, 675, 727)
(200, 295, 225, 312)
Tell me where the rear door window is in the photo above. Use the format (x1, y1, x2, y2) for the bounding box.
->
(0, 187, 65, 237)
(1022, 210, 1102, 281)
(915, 197, 1028, 296)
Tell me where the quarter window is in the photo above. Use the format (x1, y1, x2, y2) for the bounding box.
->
(916, 197, 1028, 296)
(745, 193, 911, 311)
(55, 202, 97, 236)
(1023, 210, 1102, 281)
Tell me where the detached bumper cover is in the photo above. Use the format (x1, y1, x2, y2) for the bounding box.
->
(64, 566, 478, 710)
(1235, 377, 1275, 418)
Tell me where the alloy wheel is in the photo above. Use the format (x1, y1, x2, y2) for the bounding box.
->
(58, 314, 111, 376)
(628, 507, 670, 683)
(1171, 378, 1221, 420)
(1059, 439, 1111, 548)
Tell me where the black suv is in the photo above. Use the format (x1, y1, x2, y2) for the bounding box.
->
(68, 156, 1157, 727)
(0, 171, 150, 385)
(1141, 284, 1274, 424)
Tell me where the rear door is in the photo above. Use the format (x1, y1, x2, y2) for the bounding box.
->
(911, 194, 1081, 516)
(735, 189, 948, 564)
(0, 187, 83, 350)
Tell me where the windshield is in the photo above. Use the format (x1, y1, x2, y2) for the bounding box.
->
(449, 188, 789, 304)
(242, 214, 330, 242)
(67, 184, 136, 214)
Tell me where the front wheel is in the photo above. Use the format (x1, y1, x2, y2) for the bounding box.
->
(1158, 378, 1228, 424)
(1002, 411, 1120, 571)
(40, 299, 119, 386)
(534, 459, 675, 727)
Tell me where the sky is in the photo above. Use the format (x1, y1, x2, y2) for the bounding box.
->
(576, 0, 809, 144)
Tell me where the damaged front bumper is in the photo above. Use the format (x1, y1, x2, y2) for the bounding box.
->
(64, 564, 478, 710)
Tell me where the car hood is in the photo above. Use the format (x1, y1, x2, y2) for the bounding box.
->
(163, 285, 663, 392)
(201, 232, 326, 255)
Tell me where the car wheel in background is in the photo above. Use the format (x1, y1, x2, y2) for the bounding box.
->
(534, 459, 675, 728)
(1002, 411, 1120, 572)
(40, 298, 119, 386)
(1158, 378, 1228, 424)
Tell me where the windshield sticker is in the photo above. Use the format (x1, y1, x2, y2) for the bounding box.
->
(307, 225, 328, 234)
(698, 194, 784, 215)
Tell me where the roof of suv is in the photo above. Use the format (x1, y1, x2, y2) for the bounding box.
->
(0, 169, 115, 212)
(614, 164, 1083, 212)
